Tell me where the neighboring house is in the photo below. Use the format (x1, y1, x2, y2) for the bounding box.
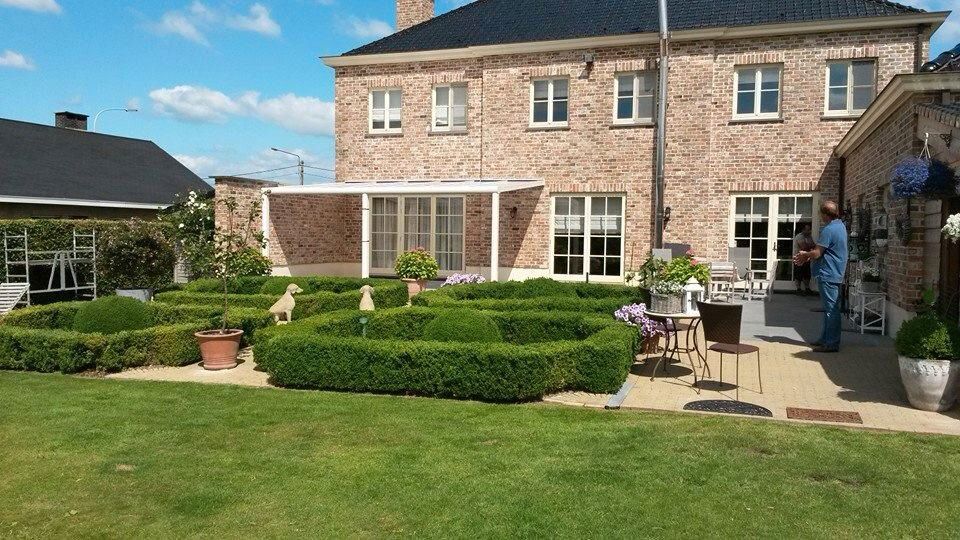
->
(0, 112, 210, 219)
(219, 0, 949, 289)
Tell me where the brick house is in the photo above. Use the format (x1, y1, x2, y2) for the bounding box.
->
(219, 0, 950, 292)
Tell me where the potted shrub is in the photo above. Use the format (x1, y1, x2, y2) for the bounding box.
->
(615, 303, 663, 354)
(395, 248, 439, 298)
(861, 267, 882, 293)
(649, 280, 683, 314)
(193, 196, 271, 371)
(895, 315, 960, 412)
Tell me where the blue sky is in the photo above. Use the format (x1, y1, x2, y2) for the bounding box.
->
(0, 0, 956, 185)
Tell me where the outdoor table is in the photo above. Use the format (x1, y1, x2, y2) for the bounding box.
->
(644, 311, 705, 389)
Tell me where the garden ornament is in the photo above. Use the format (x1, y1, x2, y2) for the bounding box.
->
(270, 283, 303, 324)
(360, 285, 375, 312)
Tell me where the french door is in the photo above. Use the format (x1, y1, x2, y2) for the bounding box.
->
(730, 193, 818, 289)
(370, 195, 465, 276)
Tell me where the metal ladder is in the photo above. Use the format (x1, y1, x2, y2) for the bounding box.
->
(3, 229, 30, 306)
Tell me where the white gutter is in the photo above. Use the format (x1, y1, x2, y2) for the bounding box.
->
(262, 179, 545, 196)
(322, 12, 949, 67)
(0, 195, 169, 210)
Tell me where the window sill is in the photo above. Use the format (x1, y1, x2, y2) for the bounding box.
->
(428, 129, 469, 136)
(527, 125, 570, 132)
(728, 117, 784, 125)
(610, 121, 654, 129)
(366, 132, 403, 138)
(820, 113, 862, 121)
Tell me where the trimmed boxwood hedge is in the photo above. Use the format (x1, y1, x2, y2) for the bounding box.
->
(0, 301, 274, 374)
(156, 277, 409, 318)
(253, 308, 636, 402)
(412, 278, 648, 313)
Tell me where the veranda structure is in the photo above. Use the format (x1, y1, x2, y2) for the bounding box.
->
(259, 178, 545, 281)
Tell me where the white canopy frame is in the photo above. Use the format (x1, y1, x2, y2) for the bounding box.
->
(260, 179, 545, 281)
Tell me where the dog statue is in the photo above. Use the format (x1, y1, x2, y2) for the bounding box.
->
(269, 283, 303, 324)
(359, 285, 375, 312)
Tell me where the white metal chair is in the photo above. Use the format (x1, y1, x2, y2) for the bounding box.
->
(708, 262, 737, 301)
(747, 259, 776, 302)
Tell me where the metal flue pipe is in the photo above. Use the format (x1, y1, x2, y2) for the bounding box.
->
(653, 0, 670, 249)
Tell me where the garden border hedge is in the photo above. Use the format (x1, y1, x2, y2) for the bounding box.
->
(253, 307, 636, 402)
(0, 301, 274, 373)
(412, 278, 648, 313)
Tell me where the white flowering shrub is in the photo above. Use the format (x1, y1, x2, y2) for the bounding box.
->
(943, 213, 960, 243)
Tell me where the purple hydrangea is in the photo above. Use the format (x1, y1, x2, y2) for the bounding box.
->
(891, 157, 929, 199)
(614, 303, 664, 339)
(442, 273, 487, 287)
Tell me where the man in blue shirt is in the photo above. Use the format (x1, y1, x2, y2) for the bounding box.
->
(794, 201, 848, 353)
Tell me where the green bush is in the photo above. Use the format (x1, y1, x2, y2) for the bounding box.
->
(895, 315, 960, 360)
(413, 294, 648, 314)
(0, 302, 85, 329)
(73, 296, 154, 335)
(422, 310, 503, 343)
(395, 248, 440, 280)
(253, 308, 635, 401)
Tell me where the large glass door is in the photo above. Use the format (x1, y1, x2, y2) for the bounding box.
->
(370, 195, 465, 276)
(731, 193, 818, 290)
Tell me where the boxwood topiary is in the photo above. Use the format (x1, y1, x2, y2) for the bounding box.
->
(895, 315, 960, 360)
(422, 310, 503, 343)
(72, 296, 154, 335)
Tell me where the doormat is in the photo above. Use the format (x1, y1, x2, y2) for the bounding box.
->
(786, 407, 863, 424)
(683, 400, 773, 417)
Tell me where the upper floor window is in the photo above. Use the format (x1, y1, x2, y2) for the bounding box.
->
(734, 65, 782, 120)
(825, 60, 876, 116)
(369, 89, 402, 134)
(614, 72, 656, 124)
(433, 84, 467, 132)
(530, 78, 568, 127)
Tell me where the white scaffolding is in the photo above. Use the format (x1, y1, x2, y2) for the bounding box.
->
(3, 229, 98, 306)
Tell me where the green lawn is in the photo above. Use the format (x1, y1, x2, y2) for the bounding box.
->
(3, 373, 960, 538)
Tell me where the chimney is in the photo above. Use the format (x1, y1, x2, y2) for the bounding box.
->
(396, 0, 434, 32)
(55, 111, 88, 131)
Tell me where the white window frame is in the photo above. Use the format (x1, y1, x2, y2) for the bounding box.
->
(613, 71, 656, 125)
(824, 59, 877, 117)
(549, 193, 626, 282)
(369, 195, 466, 276)
(732, 64, 783, 120)
(529, 78, 569, 128)
(368, 88, 403, 134)
(432, 84, 468, 132)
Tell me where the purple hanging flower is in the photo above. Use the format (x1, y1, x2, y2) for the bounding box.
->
(614, 303, 664, 339)
(442, 273, 486, 286)
(891, 157, 929, 199)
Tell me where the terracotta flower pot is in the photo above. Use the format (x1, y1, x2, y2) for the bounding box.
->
(195, 329, 244, 371)
(402, 278, 427, 299)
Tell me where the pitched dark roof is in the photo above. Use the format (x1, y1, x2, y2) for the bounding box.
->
(0, 118, 210, 206)
(344, 0, 924, 56)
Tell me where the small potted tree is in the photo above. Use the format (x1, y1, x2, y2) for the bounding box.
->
(895, 314, 960, 412)
(395, 247, 439, 298)
(193, 196, 271, 371)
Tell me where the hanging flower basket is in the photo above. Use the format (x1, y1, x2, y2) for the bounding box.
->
(924, 159, 959, 198)
(891, 157, 929, 200)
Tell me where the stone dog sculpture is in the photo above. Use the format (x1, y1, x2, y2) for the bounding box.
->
(359, 285, 375, 311)
(269, 283, 303, 324)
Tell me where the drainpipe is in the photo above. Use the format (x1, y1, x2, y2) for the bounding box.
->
(653, 0, 670, 249)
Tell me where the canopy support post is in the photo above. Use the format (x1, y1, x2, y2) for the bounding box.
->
(490, 192, 500, 282)
(361, 193, 371, 279)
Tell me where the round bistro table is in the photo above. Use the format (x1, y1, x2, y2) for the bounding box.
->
(644, 311, 706, 389)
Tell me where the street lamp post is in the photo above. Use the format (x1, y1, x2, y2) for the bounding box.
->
(271, 147, 304, 185)
(92, 108, 138, 132)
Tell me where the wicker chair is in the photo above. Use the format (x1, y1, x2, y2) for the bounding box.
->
(696, 301, 762, 401)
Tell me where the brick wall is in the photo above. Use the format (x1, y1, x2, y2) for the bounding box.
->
(331, 27, 924, 274)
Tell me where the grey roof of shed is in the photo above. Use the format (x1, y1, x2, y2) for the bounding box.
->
(344, 0, 925, 56)
(0, 118, 210, 206)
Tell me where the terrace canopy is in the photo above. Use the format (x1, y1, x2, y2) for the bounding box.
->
(261, 178, 545, 281)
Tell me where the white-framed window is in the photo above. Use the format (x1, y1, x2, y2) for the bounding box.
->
(734, 65, 782, 119)
(551, 195, 624, 279)
(614, 72, 656, 124)
(369, 89, 402, 134)
(825, 60, 876, 116)
(530, 78, 569, 127)
(433, 84, 467, 131)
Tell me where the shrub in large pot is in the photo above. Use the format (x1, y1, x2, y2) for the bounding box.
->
(895, 314, 960, 412)
(192, 195, 272, 371)
(394, 248, 439, 299)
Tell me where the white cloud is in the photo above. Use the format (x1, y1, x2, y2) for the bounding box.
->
(174, 154, 220, 176)
(0, 0, 61, 14)
(0, 49, 35, 70)
(152, 2, 281, 45)
(149, 84, 334, 136)
(227, 3, 280, 37)
(339, 16, 393, 39)
(174, 148, 334, 183)
(126, 97, 141, 110)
